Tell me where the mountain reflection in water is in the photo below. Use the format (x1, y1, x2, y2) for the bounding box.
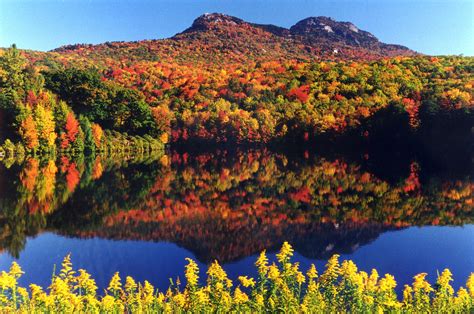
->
(0, 147, 471, 263)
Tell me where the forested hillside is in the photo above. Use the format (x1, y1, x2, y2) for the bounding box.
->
(0, 14, 472, 155)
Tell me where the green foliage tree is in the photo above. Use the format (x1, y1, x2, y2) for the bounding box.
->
(79, 115, 95, 154)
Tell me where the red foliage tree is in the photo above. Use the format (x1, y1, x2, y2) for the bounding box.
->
(65, 112, 80, 143)
(287, 85, 310, 102)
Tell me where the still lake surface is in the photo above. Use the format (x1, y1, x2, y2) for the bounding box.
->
(0, 147, 472, 294)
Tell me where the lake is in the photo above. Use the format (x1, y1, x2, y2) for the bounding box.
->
(0, 146, 472, 295)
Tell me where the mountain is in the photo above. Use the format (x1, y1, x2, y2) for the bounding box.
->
(289, 16, 409, 53)
(52, 13, 416, 64)
(174, 13, 415, 59)
(180, 13, 249, 34)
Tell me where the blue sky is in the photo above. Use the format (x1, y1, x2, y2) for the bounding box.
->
(0, 0, 472, 55)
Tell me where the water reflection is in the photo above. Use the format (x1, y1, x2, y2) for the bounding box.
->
(0, 148, 472, 263)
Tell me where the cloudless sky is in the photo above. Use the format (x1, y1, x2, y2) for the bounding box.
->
(0, 0, 473, 55)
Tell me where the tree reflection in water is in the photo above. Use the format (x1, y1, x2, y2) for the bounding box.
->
(0, 148, 472, 262)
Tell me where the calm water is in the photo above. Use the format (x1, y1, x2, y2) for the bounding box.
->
(0, 147, 472, 294)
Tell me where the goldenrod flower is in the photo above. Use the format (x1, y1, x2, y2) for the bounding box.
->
(307, 264, 318, 280)
(364, 295, 374, 306)
(196, 288, 210, 305)
(101, 295, 116, 310)
(185, 258, 199, 289)
(215, 282, 224, 291)
(413, 273, 432, 292)
(255, 250, 269, 275)
(379, 274, 397, 292)
(49, 277, 70, 297)
(320, 254, 340, 286)
(172, 292, 186, 307)
(207, 260, 231, 289)
(0, 249, 471, 312)
(29, 283, 44, 297)
(466, 273, 474, 298)
(435, 269, 454, 295)
(453, 287, 470, 311)
(141, 280, 155, 306)
(276, 241, 294, 264)
(59, 254, 75, 283)
(296, 271, 306, 285)
(125, 276, 137, 293)
(238, 276, 256, 288)
(233, 287, 249, 304)
(18, 287, 29, 301)
(403, 284, 413, 304)
(9, 262, 24, 279)
(268, 264, 280, 281)
(157, 292, 165, 304)
(366, 269, 379, 292)
(76, 269, 97, 296)
(107, 272, 123, 297)
(0, 272, 15, 289)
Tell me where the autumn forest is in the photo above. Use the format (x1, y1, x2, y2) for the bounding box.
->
(0, 14, 472, 156)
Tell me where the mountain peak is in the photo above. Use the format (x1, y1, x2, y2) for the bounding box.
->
(182, 13, 245, 33)
(290, 16, 378, 45)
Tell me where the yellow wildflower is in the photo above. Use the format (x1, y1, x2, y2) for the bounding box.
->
(76, 269, 97, 296)
(364, 295, 374, 306)
(403, 284, 413, 304)
(453, 287, 471, 311)
(156, 292, 165, 304)
(9, 262, 24, 279)
(29, 283, 44, 298)
(238, 276, 256, 288)
(185, 258, 199, 288)
(341, 260, 362, 288)
(379, 274, 397, 292)
(142, 280, 154, 304)
(59, 254, 75, 282)
(268, 264, 280, 281)
(367, 269, 379, 292)
(435, 269, 454, 295)
(107, 272, 123, 296)
(255, 293, 264, 306)
(466, 273, 474, 298)
(413, 273, 432, 292)
(0, 249, 471, 313)
(255, 250, 269, 275)
(18, 287, 29, 301)
(125, 276, 137, 293)
(207, 260, 229, 285)
(49, 277, 70, 297)
(215, 282, 224, 291)
(307, 264, 318, 280)
(172, 292, 186, 308)
(196, 288, 210, 305)
(233, 287, 249, 304)
(0, 272, 15, 289)
(276, 241, 294, 264)
(101, 295, 116, 310)
(320, 254, 340, 286)
(296, 271, 306, 285)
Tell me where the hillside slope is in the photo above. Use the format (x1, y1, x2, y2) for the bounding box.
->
(51, 13, 417, 65)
